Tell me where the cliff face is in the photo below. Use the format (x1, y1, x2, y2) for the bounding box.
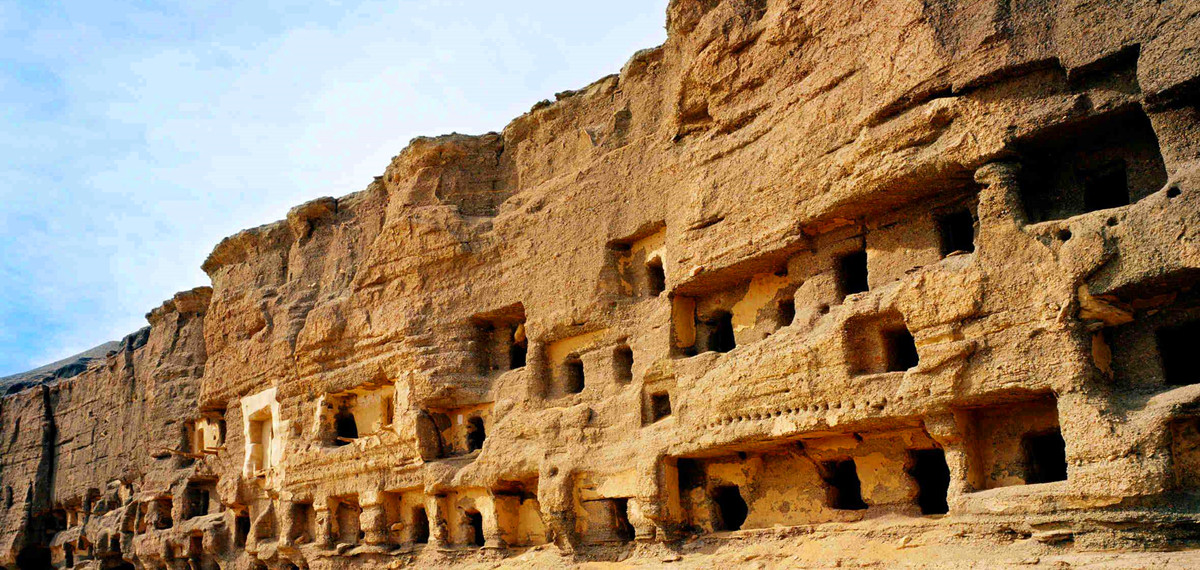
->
(4, 0, 1200, 568)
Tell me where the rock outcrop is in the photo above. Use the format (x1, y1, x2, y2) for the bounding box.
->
(3, 0, 1200, 568)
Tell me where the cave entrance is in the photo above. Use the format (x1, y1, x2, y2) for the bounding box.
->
(712, 486, 748, 531)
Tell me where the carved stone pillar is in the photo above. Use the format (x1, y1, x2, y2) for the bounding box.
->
(360, 491, 389, 546)
(313, 498, 335, 549)
(974, 161, 1027, 230)
(429, 496, 451, 548)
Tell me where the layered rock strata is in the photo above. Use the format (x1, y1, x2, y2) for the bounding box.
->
(3, 0, 1200, 568)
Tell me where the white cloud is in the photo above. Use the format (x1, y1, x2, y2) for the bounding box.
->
(0, 1, 669, 373)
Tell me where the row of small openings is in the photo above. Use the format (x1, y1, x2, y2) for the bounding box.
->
(705, 450, 952, 534)
(559, 344, 636, 396)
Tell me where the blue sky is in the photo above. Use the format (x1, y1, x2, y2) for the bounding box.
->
(0, 1, 669, 376)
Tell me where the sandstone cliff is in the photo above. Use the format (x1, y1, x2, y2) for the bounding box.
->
(3, 0, 1200, 568)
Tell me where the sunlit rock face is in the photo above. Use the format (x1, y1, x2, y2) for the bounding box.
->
(4, 1, 1200, 568)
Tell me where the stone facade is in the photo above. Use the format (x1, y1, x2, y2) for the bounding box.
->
(3, 0, 1200, 568)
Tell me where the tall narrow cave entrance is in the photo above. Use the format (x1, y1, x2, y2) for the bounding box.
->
(908, 449, 950, 515)
(712, 486, 748, 531)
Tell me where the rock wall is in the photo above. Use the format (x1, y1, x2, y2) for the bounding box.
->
(3, 0, 1200, 568)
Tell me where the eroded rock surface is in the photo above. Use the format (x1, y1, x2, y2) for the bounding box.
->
(3, 0, 1200, 568)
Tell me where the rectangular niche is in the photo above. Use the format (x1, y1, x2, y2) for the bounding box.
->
(1159, 320, 1200, 387)
(241, 388, 279, 478)
(332, 495, 362, 546)
(422, 403, 492, 458)
(470, 303, 528, 375)
(492, 479, 547, 547)
(1016, 108, 1168, 223)
(936, 208, 976, 256)
(579, 498, 635, 544)
(322, 382, 395, 446)
(960, 394, 1068, 490)
(287, 501, 315, 544)
(1170, 417, 1200, 489)
(1098, 285, 1200, 390)
(186, 410, 226, 457)
(542, 330, 608, 398)
(605, 223, 667, 298)
(845, 311, 919, 376)
(671, 270, 796, 358)
(182, 480, 217, 520)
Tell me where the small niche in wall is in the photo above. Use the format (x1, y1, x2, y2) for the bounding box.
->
(234, 511, 251, 547)
(1016, 108, 1168, 223)
(847, 312, 918, 376)
(289, 502, 314, 544)
(1159, 320, 1200, 386)
(423, 405, 492, 458)
(838, 250, 869, 297)
(563, 355, 586, 394)
(822, 459, 867, 510)
(605, 223, 667, 298)
(334, 497, 362, 545)
(411, 506, 430, 544)
(334, 407, 358, 446)
(883, 327, 919, 372)
(470, 303, 527, 375)
(961, 394, 1067, 489)
(650, 393, 672, 423)
(613, 344, 634, 385)
(465, 510, 484, 547)
(183, 480, 216, 520)
(647, 257, 667, 296)
(1082, 160, 1131, 211)
(712, 486, 748, 531)
(777, 299, 796, 328)
(937, 209, 976, 256)
(702, 311, 736, 353)
(466, 416, 486, 452)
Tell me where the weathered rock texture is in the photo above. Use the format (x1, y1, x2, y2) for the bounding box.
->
(4, 0, 1200, 568)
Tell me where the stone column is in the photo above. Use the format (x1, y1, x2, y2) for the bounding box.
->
(313, 497, 335, 549)
(627, 498, 656, 543)
(974, 161, 1027, 231)
(537, 468, 578, 552)
(429, 495, 451, 548)
(360, 491, 389, 546)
